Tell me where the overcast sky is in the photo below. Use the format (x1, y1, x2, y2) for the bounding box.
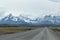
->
(0, 0, 60, 18)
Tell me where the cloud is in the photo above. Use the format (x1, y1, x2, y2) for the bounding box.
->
(49, 0, 60, 2)
(0, 0, 60, 18)
(0, 7, 6, 18)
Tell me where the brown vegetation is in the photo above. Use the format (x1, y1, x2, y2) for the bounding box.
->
(0, 27, 34, 35)
(0, 27, 60, 35)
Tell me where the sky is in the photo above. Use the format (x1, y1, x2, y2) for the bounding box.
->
(0, 0, 60, 19)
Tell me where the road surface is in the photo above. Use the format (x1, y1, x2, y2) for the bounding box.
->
(0, 27, 60, 40)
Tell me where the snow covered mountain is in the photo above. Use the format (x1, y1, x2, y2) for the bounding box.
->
(0, 14, 27, 24)
(41, 15, 60, 25)
(0, 14, 60, 25)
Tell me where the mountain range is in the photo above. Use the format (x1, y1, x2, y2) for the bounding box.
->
(0, 14, 60, 26)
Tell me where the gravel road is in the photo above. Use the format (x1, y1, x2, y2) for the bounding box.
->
(0, 27, 60, 40)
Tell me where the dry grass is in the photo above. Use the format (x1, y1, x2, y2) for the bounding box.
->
(52, 28, 60, 32)
(0, 27, 60, 34)
(0, 27, 34, 34)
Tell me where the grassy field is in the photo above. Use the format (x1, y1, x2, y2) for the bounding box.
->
(0, 27, 35, 35)
(0, 27, 60, 35)
(52, 28, 60, 32)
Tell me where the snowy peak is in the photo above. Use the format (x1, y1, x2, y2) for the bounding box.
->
(0, 14, 60, 25)
(7, 13, 13, 19)
(1, 14, 14, 21)
(0, 14, 27, 24)
(1, 14, 23, 22)
(44, 15, 53, 20)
